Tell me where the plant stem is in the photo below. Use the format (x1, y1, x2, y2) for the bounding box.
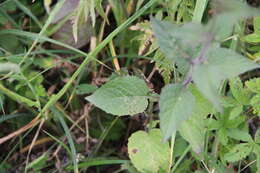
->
(168, 132, 176, 173)
(171, 145, 191, 172)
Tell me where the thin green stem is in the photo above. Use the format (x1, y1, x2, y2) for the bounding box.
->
(0, 83, 37, 107)
(171, 145, 191, 172)
(168, 132, 176, 173)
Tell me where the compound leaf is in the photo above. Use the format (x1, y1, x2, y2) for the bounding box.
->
(229, 77, 250, 105)
(246, 78, 260, 94)
(224, 143, 253, 162)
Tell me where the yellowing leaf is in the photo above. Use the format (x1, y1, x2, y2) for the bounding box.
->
(128, 129, 171, 173)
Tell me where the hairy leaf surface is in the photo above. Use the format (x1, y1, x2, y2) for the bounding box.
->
(193, 46, 260, 111)
(86, 76, 149, 116)
(159, 84, 195, 140)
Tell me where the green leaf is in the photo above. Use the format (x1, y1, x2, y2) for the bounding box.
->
(250, 95, 260, 116)
(128, 129, 171, 173)
(224, 143, 253, 162)
(243, 33, 260, 44)
(193, 46, 260, 111)
(227, 129, 252, 142)
(255, 129, 260, 143)
(179, 85, 214, 153)
(246, 78, 260, 94)
(76, 84, 98, 95)
(254, 16, 260, 35)
(86, 76, 149, 116)
(209, 0, 259, 40)
(229, 105, 243, 120)
(151, 18, 205, 74)
(220, 96, 238, 108)
(159, 84, 195, 140)
(256, 148, 260, 173)
(218, 128, 228, 145)
(229, 77, 250, 105)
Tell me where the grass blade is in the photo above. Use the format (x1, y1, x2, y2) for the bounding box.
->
(192, 0, 208, 23)
(51, 107, 79, 173)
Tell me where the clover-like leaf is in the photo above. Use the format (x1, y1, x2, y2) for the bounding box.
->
(159, 84, 195, 140)
(246, 78, 260, 94)
(224, 143, 253, 162)
(229, 77, 250, 105)
(86, 76, 149, 116)
(128, 129, 171, 173)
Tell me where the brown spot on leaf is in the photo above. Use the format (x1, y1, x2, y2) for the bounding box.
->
(132, 148, 138, 154)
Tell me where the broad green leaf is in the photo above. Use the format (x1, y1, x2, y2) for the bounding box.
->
(159, 84, 195, 140)
(243, 33, 260, 43)
(86, 76, 149, 116)
(179, 119, 205, 154)
(224, 143, 253, 162)
(209, 0, 259, 40)
(227, 129, 252, 142)
(229, 105, 243, 120)
(128, 129, 171, 173)
(179, 85, 214, 153)
(193, 46, 260, 111)
(151, 18, 205, 74)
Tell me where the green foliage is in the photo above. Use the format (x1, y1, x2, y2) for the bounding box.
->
(246, 78, 260, 115)
(128, 129, 171, 173)
(179, 85, 214, 154)
(26, 153, 49, 172)
(86, 76, 150, 116)
(76, 84, 98, 95)
(1, 0, 260, 172)
(224, 143, 253, 162)
(192, 46, 259, 111)
(159, 84, 195, 140)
